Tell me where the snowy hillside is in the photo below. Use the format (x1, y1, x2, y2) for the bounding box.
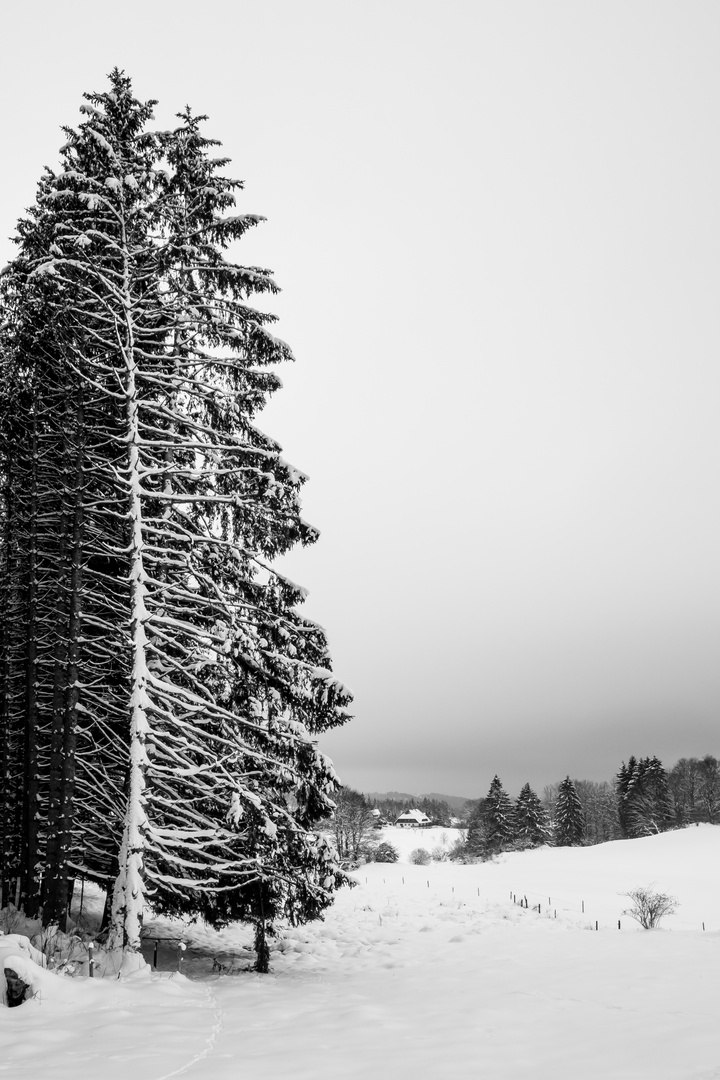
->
(2, 825, 720, 1079)
(379, 823, 720, 930)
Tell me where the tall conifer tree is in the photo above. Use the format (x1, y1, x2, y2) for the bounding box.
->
(616, 756, 673, 839)
(467, 776, 516, 856)
(515, 782, 551, 846)
(0, 71, 351, 956)
(554, 776, 585, 846)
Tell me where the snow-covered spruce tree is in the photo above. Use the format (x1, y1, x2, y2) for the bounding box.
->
(514, 783, 552, 847)
(0, 85, 164, 926)
(112, 100, 351, 957)
(616, 756, 673, 839)
(0, 334, 28, 909)
(554, 776, 585, 846)
(0, 71, 351, 955)
(615, 758, 635, 838)
(0, 238, 93, 918)
(467, 776, 517, 857)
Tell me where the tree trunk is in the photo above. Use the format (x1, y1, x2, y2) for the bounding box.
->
(108, 227, 150, 953)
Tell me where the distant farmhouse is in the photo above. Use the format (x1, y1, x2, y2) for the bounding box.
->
(394, 808, 432, 828)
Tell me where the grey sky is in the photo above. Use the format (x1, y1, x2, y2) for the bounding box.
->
(2, 2, 718, 800)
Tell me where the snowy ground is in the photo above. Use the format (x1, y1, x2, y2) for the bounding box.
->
(2, 825, 720, 1079)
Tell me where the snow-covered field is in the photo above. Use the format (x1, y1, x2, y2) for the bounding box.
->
(3, 825, 720, 1079)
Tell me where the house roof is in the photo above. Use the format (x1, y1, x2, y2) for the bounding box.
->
(395, 808, 431, 823)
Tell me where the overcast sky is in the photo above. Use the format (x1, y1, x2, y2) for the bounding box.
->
(2, 2, 718, 801)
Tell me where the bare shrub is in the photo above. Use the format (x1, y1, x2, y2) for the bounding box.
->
(331, 788, 376, 861)
(622, 885, 678, 929)
(409, 848, 431, 866)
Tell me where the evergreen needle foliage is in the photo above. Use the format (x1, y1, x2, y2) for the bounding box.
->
(554, 776, 585, 847)
(0, 71, 352, 960)
(616, 756, 674, 838)
(515, 782, 552, 847)
(466, 775, 517, 858)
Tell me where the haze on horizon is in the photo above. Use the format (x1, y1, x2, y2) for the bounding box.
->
(1, 1, 718, 802)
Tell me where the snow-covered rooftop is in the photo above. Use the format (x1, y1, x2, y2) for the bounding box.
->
(394, 808, 431, 825)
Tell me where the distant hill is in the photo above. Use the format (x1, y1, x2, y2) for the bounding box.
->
(423, 791, 475, 811)
(364, 790, 473, 811)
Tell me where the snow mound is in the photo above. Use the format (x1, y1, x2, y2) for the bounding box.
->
(0, 935, 76, 1006)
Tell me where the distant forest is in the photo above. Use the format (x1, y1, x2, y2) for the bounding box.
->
(363, 754, 720, 855)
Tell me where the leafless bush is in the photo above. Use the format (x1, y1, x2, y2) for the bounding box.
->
(622, 886, 678, 929)
(331, 788, 376, 861)
(409, 848, 431, 866)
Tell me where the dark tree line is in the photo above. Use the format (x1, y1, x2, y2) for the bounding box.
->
(464, 776, 561, 858)
(542, 780, 622, 844)
(0, 71, 351, 963)
(368, 796, 454, 826)
(456, 751, 720, 860)
(667, 755, 720, 825)
(329, 753, 718, 869)
(616, 756, 674, 837)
